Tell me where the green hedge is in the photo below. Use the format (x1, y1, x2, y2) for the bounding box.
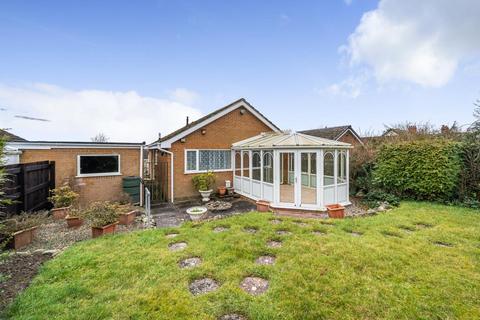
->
(373, 140, 462, 201)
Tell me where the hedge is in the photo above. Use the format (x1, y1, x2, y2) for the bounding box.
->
(373, 140, 462, 201)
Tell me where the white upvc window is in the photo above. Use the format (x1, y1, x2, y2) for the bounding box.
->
(77, 154, 121, 177)
(184, 149, 232, 173)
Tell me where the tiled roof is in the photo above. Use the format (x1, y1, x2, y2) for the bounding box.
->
(0, 129, 27, 142)
(298, 125, 352, 140)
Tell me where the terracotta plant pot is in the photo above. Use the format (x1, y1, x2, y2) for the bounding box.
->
(326, 204, 345, 219)
(218, 186, 227, 196)
(91, 222, 118, 238)
(65, 216, 83, 228)
(7, 226, 38, 250)
(51, 206, 71, 220)
(256, 200, 270, 212)
(119, 210, 137, 225)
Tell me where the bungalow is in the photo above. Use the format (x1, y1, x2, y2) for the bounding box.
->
(147, 98, 352, 212)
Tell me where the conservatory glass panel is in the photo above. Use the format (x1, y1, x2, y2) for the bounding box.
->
(324, 152, 335, 186)
(242, 151, 250, 177)
(262, 151, 273, 183)
(252, 151, 261, 181)
(235, 151, 241, 176)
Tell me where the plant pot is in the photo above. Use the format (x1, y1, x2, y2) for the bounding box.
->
(65, 216, 83, 228)
(51, 206, 71, 220)
(256, 200, 270, 212)
(199, 189, 213, 202)
(91, 222, 118, 238)
(119, 210, 137, 225)
(186, 206, 208, 221)
(218, 186, 227, 196)
(7, 226, 38, 250)
(326, 204, 345, 219)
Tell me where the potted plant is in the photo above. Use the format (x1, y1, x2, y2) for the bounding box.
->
(48, 185, 79, 219)
(326, 204, 345, 219)
(256, 200, 270, 212)
(218, 186, 227, 196)
(0, 213, 43, 250)
(84, 202, 120, 238)
(65, 208, 84, 228)
(186, 206, 208, 221)
(192, 172, 215, 202)
(118, 204, 137, 225)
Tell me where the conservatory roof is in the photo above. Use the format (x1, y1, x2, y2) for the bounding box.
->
(232, 132, 352, 149)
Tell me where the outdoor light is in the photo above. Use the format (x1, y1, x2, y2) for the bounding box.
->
(201, 129, 206, 135)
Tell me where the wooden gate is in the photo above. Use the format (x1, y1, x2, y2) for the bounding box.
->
(2, 161, 55, 215)
(144, 161, 168, 203)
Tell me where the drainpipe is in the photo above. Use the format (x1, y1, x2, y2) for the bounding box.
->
(139, 144, 144, 206)
(157, 143, 174, 203)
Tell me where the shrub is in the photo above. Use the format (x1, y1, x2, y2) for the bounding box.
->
(373, 139, 462, 201)
(458, 132, 480, 202)
(0, 212, 47, 248)
(363, 190, 400, 208)
(83, 202, 119, 228)
(48, 185, 79, 208)
(192, 172, 215, 191)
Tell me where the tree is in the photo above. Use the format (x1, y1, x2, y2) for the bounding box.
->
(91, 133, 109, 143)
(0, 136, 10, 215)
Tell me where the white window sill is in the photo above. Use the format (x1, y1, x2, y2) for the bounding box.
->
(184, 169, 233, 175)
(76, 173, 122, 178)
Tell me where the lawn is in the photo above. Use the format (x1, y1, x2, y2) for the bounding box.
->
(5, 202, 480, 319)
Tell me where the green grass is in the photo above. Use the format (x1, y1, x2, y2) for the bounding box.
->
(6, 202, 480, 320)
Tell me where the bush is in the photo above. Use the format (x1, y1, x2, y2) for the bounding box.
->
(373, 140, 462, 201)
(363, 190, 400, 208)
(83, 202, 119, 228)
(192, 172, 215, 191)
(48, 186, 79, 208)
(458, 132, 480, 202)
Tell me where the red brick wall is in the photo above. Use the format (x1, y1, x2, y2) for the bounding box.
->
(20, 148, 141, 206)
(338, 131, 362, 147)
(169, 108, 275, 201)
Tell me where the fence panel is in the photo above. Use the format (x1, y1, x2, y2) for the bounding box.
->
(2, 161, 55, 215)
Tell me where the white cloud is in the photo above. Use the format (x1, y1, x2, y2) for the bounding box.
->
(0, 83, 203, 142)
(169, 88, 199, 106)
(344, 0, 480, 87)
(319, 72, 369, 99)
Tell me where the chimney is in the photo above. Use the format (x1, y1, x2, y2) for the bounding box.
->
(407, 125, 417, 134)
(186, 116, 189, 126)
(158, 132, 161, 140)
(441, 125, 449, 134)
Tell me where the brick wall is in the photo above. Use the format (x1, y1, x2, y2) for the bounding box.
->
(20, 148, 141, 206)
(169, 108, 274, 201)
(338, 131, 363, 146)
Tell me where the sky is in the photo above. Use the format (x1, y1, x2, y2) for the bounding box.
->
(1, 0, 480, 142)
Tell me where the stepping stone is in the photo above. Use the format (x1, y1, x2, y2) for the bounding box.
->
(168, 242, 187, 251)
(349, 231, 362, 237)
(276, 230, 291, 235)
(416, 223, 433, 229)
(240, 277, 269, 296)
(255, 255, 276, 265)
(398, 225, 415, 233)
(270, 219, 282, 224)
(294, 221, 308, 227)
(244, 227, 258, 234)
(189, 278, 219, 295)
(433, 241, 454, 247)
(266, 240, 282, 248)
(313, 230, 326, 235)
(179, 257, 202, 269)
(219, 314, 247, 320)
(213, 226, 229, 233)
(382, 231, 402, 238)
(166, 233, 179, 238)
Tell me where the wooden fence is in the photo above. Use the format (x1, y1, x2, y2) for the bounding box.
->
(2, 161, 55, 215)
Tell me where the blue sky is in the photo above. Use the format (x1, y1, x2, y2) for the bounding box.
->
(1, 0, 479, 141)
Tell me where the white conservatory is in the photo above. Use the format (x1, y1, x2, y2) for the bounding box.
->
(232, 132, 351, 211)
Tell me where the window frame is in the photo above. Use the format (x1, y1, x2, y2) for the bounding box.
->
(76, 154, 121, 177)
(184, 149, 233, 174)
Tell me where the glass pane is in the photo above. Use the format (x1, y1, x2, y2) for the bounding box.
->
(337, 151, 347, 183)
(186, 151, 196, 171)
(243, 151, 250, 177)
(199, 150, 231, 171)
(80, 155, 119, 174)
(301, 153, 317, 205)
(252, 151, 261, 181)
(324, 152, 334, 186)
(280, 152, 295, 203)
(263, 151, 273, 183)
(235, 151, 241, 176)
